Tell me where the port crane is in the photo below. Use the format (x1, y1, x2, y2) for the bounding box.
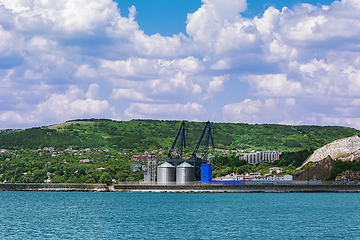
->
(167, 120, 215, 180)
(168, 121, 187, 160)
(192, 121, 215, 181)
(148, 120, 215, 183)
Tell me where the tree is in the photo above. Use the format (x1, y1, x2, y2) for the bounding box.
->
(99, 172, 112, 185)
(33, 169, 47, 183)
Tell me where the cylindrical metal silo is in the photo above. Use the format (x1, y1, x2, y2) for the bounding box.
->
(176, 162, 194, 185)
(157, 162, 175, 184)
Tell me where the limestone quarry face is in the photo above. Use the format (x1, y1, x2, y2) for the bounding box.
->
(300, 135, 360, 168)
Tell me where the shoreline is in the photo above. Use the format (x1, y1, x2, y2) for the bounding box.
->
(1, 183, 360, 193)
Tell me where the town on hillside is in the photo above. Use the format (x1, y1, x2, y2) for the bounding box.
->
(1, 144, 360, 184)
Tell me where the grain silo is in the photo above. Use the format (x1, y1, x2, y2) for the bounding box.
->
(157, 162, 176, 184)
(176, 162, 194, 184)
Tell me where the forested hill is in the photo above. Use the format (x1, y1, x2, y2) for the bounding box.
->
(0, 119, 359, 152)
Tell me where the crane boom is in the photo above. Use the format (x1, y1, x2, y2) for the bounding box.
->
(168, 121, 187, 159)
(192, 121, 214, 161)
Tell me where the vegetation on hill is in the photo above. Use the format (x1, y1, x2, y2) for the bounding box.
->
(212, 149, 315, 177)
(0, 149, 143, 184)
(327, 160, 360, 181)
(1, 119, 360, 183)
(0, 119, 359, 152)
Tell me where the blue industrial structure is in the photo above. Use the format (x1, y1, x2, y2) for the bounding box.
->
(201, 164, 213, 183)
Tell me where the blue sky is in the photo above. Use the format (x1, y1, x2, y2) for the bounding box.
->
(115, 0, 335, 35)
(0, 0, 360, 129)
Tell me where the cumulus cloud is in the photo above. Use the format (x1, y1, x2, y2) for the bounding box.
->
(0, 0, 121, 33)
(0, 85, 112, 127)
(75, 65, 98, 79)
(124, 102, 206, 119)
(223, 98, 298, 124)
(1, 0, 360, 129)
(111, 88, 152, 102)
(244, 74, 302, 97)
(204, 75, 228, 99)
(100, 56, 203, 78)
(186, 0, 247, 42)
(36, 85, 111, 120)
(279, 1, 360, 49)
(210, 59, 231, 70)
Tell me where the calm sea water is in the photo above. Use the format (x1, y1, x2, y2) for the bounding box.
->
(0, 192, 359, 239)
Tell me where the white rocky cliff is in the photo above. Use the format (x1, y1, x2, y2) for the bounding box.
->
(300, 135, 360, 168)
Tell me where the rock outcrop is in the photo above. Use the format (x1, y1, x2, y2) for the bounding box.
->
(299, 135, 360, 169)
(295, 155, 334, 181)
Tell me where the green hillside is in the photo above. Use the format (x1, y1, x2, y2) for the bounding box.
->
(1, 119, 360, 183)
(0, 119, 359, 153)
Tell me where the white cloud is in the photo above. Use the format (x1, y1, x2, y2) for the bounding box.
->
(133, 31, 193, 57)
(204, 75, 228, 99)
(343, 66, 360, 96)
(27, 36, 57, 52)
(278, 1, 360, 49)
(222, 98, 298, 124)
(75, 65, 98, 79)
(172, 56, 203, 74)
(111, 88, 152, 102)
(0, 26, 16, 54)
(86, 83, 100, 99)
(0, 85, 112, 127)
(100, 56, 202, 78)
(0, 69, 14, 88)
(124, 102, 205, 119)
(169, 72, 202, 94)
(0, 111, 26, 126)
(244, 74, 302, 97)
(299, 59, 331, 77)
(210, 59, 231, 70)
(2, 0, 360, 130)
(350, 99, 360, 106)
(35, 85, 110, 119)
(320, 116, 360, 130)
(0, 0, 122, 33)
(254, 7, 280, 37)
(186, 0, 247, 43)
(223, 99, 263, 123)
(285, 98, 296, 106)
(186, 0, 259, 54)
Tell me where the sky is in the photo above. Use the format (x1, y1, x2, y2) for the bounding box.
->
(0, 0, 360, 129)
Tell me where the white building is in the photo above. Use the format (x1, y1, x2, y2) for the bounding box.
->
(269, 167, 283, 174)
(239, 150, 281, 164)
(267, 174, 293, 181)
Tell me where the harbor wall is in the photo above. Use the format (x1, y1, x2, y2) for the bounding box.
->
(0, 183, 109, 192)
(112, 183, 360, 193)
(1, 183, 360, 192)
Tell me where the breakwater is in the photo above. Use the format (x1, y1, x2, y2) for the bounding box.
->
(0, 183, 108, 192)
(1, 183, 360, 192)
(112, 183, 360, 193)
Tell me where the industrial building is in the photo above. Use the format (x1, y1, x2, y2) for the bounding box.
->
(130, 164, 147, 172)
(239, 150, 281, 164)
(214, 173, 293, 181)
(146, 121, 214, 185)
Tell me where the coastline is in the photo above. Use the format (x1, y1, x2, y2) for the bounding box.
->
(1, 183, 360, 193)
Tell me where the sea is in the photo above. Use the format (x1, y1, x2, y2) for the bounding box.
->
(0, 192, 359, 239)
